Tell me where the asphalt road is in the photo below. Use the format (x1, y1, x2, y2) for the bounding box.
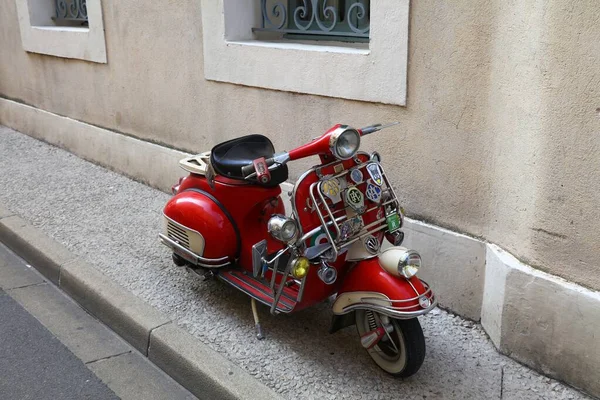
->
(0, 126, 591, 400)
(0, 241, 196, 400)
(0, 254, 117, 399)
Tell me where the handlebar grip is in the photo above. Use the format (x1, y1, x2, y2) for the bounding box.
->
(241, 163, 256, 177)
(360, 124, 382, 135)
(242, 157, 276, 178)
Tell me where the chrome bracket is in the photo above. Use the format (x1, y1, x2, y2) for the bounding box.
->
(252, 240, 268, 278)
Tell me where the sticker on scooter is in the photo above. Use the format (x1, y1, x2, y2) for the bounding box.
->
(366, 163, 383, 186)
(345, 186, 365, 213)
(366, 181, 382, 203)
(340, 215, 363, 241)
(310, 226, 337, 246)
(364, 235, 380, 254)
(349, 168, 363, 184)
(386, 213, 402, 233)
(320, 178, 343, 204)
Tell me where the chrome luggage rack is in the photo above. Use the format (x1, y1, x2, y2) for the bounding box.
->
(308, 159, 403, 261)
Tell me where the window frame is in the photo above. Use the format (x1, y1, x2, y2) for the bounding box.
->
(15, 0, 107, 63)
(202, 0, 409, 106)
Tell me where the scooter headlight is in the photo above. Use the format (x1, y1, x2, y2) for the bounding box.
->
(330, 128, 361, 160)
(398, 250, 421, 279)
(378, 247, 422, 279)
(267, 215, 298, 243)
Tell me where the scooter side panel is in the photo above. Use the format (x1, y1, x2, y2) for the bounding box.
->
(163, 191, 238, 260)
(175, 174, 287, 269)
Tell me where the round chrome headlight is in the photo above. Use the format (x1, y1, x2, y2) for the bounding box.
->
(330, 128, 361, 160)
(398, 250, 421, 279)
(267, 215, 298, 243)
(378, 247, 422, 279)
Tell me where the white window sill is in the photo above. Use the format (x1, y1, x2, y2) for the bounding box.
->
(32, 26, 89, 33)
(225, 40, 370, 55)
(202, 0, 409, 106)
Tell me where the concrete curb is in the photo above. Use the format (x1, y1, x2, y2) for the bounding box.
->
(2, 106, 599, 397)
(0, 205, 281, 400)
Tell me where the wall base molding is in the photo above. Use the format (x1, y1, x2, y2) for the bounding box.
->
(1, 97, 598, 397)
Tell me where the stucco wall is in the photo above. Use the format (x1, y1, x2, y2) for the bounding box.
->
(1, 1, 599, 290)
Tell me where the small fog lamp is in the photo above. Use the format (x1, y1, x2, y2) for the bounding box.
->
(267, 215, 298, 243)
(291, 257, 310, 279)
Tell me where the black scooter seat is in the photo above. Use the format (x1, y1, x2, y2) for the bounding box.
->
(210, 134, 288, 187)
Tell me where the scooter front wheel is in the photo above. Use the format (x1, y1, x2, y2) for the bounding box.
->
(355, 310, 425, 378)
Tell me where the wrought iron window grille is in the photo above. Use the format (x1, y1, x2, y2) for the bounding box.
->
(52, 0, 88, 26)
(254, 0, 370, 42)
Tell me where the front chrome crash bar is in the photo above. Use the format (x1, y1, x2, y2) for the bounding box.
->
(339, 298, 438, 320)
(336, 280, 437, 319)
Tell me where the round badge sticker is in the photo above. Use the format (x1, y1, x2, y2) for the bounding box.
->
(350, 168, 363, 184)
(320, 178, 342, 204)
(366, 163, 383, 186)
(366, 181, 382, 203)
(345, 186, 365, 213)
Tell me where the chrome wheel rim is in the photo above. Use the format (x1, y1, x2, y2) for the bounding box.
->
(356, 310, 407, 374)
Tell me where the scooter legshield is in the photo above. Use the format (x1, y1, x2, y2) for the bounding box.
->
(332, 257, 435, 320)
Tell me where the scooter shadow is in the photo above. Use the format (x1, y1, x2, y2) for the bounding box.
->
(185, 273, 407, 380)
(174, 268, 503, 399)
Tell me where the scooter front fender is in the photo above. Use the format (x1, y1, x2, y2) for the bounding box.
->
(332, 257, 436, 320)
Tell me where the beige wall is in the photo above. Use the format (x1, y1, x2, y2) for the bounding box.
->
(1, 1, 599, 290)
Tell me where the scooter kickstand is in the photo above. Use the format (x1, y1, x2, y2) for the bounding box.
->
(251, 298, 265, 340)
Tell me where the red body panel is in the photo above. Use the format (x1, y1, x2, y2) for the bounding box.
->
(164, 191, 237, 259)
(288, 124, 341, 160)
(171, 174, 286, 267)
(337, 258, 427, 311)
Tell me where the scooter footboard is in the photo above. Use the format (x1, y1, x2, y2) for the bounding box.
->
(331, 258, 437, 320)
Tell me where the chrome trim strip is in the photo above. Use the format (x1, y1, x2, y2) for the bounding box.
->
(290, 152, 373, 303)
(333, 280, 437, 319)
(217, 274, 294, 314)
(159, 234, 230, 267)
(271, 259, 293, 315)
(309, 182, 340, 260)
(338, 298, 438, 320)
(297, 274, 308, 302)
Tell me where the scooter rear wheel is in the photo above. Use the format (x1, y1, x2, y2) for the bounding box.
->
(355, 310, 425, 377)
(172, 253, 187, 267)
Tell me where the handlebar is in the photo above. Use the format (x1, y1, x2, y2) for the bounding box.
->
(242, 157, 276, 178)
(360, 121, 400, 136)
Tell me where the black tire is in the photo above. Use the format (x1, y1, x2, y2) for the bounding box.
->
(172, 253, 187, 267)
(355, 310, 425, 378)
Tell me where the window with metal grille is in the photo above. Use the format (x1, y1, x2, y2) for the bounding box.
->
(255, 0, 370, 43)
(53, 0, 88, 27)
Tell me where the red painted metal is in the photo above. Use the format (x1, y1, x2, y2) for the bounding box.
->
(162, 123, 434, 316)
(163, 191, 237, 260)
(288, 124, 341, 160)
(336, 258, 429, 311)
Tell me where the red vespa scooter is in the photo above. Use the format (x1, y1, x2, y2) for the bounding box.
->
(160, 123, 437, 377)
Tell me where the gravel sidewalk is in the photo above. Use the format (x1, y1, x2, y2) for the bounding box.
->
(0, 126, 591, 400)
